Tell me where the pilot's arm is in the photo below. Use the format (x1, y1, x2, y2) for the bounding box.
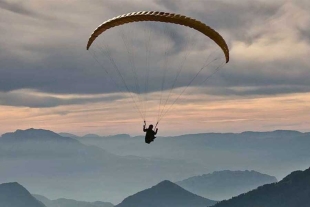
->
(143, 121, 147, 132)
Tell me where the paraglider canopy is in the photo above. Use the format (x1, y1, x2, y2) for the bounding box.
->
(87, 11, 229, 63)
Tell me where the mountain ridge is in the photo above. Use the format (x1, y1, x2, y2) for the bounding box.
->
(213, 167, 310, 207)
(176, 170, 277, 200)
(1, 128, 77, 143)
(58, 130, 309, 140)
(116, 180, 217, 207)
(34, 194, 114, 207)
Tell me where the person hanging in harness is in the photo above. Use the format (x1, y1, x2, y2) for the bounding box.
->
(143, 121, 158, 144)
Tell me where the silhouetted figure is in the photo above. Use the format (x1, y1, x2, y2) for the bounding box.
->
(143, 121, 158, 144)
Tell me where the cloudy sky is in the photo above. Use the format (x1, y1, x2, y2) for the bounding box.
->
(0, 0, 309, 136)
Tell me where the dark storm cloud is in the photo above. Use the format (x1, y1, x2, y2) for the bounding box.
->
(156, 0, 284, 44)
(213, 60, 310, 88)
(0, 54, 121, 94)
(0, 91, 124, 108)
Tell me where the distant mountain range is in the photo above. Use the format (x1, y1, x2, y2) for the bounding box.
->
(34, 194, 114, 207)
(213, 167, 310, 207)
(116, 180, 217, 207)
(58, 132, 130, 140)
(0, 182, 45, 207)
(2, 128, 310, 203)
(68, 130, 310, 179)
(2, 166, 310, 207)
(176, 170, 277, 200)
(0, 128, 201, 203)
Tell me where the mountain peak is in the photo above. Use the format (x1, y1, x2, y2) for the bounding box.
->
(155, 179, 174, 186)
(1, 128, 76, 143)
(149, 180, 185, 193)
(116, 180, 216, 207)
(0, 182, 45, 207)
(83, 133, 101, 138)
(0, 182, 21, 188)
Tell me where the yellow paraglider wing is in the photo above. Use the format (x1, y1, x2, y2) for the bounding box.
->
(86, 11, 229, 63)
